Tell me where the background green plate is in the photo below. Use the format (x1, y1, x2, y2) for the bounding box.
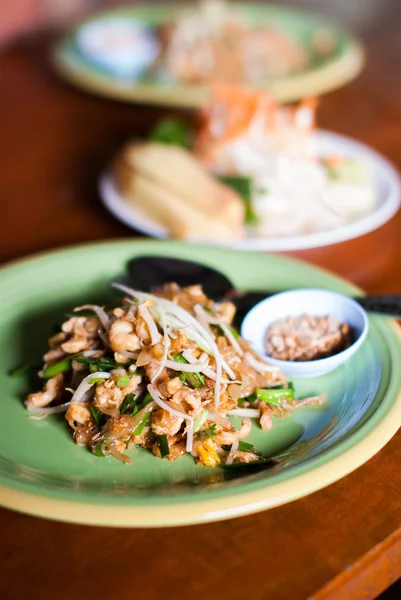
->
(0, 240, 400, 527)
(52, 2, 364, 107)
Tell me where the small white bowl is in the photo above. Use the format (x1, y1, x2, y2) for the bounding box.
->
(77, 18, 159, 78)
(241, 289, 369, 378)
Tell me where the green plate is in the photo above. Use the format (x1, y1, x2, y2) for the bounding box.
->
(0, 240, 400, 527)
(52, 3, 364, 107)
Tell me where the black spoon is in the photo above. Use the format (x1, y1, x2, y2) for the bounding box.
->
(117, 255, 401, 324)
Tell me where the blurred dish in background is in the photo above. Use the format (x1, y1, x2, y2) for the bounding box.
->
(76, 17, 159, 78)
(100, 88, 400, 251)
(53, 2, 364, 107)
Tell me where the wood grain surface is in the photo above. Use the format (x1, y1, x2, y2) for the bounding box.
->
(1, 2, 401, 599)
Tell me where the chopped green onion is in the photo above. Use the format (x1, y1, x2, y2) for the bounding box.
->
(133, 411, 151, 436)
(222, 458, 276, 470)
(255, 388, 294, 405)
(93, 442, 106, 457)
(120, 393, 137, 415)
(42, 358, 72, 379)
(158, 435, 169, 458)
(238, 392, 257, 407)
(173, 353, 205, 387)
(117, 374, 130, 388)
(137, 392, 152, 411)
(75, 356, 119, 369)
(149, 117, 192, 148)
(8, 364, 34, 377)
(89, 405, 104, 426)
(208, 424, 217, 438)
(89, 377, 105, 384)
(193, 409, 208, 432)
(218, 175, 259, 226)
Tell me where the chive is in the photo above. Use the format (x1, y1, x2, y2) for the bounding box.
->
(89, 405, 104, 426)
(8, 364, 34, 377)
(238, 440, 261, 454)
(120, 393, 137, 415)
(75, 356, 119, 369)
(158, 435, 169, 458)
(117, 374, 130, 388)
(173, 353, 205, 387)
(89, 364, 99, 373)
(238, 392, 257, 407)
(255, 388, 295, 405)
(138, 392, 153, 410)
(90, 377, 105, 384)
(42, 357, 72, 378)
(93, 442, 106, 457)
(222, 458, 276, 470)
(178, 372, 186, 383)
(193, 409, 208, 432)
(208, 424, 217, 438)
(133, 411, 151, 436)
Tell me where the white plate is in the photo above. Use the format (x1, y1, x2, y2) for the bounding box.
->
(99, 130, 401, 252)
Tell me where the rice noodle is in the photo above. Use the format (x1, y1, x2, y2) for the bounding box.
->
(71, 372, 111, 403)
(138, 304, 162, 345)
(113, 284, 226, 407)
(225, 439, 239, 465)
(27, 402, 71, 415)
(74, 305, 110, 330)
(207, 411, 232, 429)
(245, 352, 280, 373)
(185, 419, 194, 452)
(147, 384, 192, 421)
(194, 304, 243, 356)
(219, 322, 244, 356)
(150, 304, 169, 382)
(227, 408, 261, 418)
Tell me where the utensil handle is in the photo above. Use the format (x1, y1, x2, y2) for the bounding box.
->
(230, 292, 401, 321)
(356, 295, 401, 317)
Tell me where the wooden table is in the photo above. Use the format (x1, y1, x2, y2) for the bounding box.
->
(1, 3, 401, 599)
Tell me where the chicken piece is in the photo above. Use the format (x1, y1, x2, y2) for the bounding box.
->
(171, 387, 202, 417)
(65, 401, 92, 429)
(213, 417, 252, 445)
(48, 331, 68, 348)
(94, 379, 123, 411)
(60, 316, 100, 354)
(168, 331, 196, 355)
(101, 415, 136, 442)
(215, 301, 236, 325)
(259, 402, 273, 430)
(197, 438, 220, 467)
(43, 348, 66, 364)
(135, 311, 152, 345)
(109, 318, 141, 352)
(144, 363, 168, 384)
(25, 374, 64, 410)
(151, 408, 183, 436)
(230, 450, 262, 463)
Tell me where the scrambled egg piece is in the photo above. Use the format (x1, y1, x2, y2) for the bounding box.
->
(198, 438, 220, 467)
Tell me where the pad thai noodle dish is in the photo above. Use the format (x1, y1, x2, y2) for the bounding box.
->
(24, 283, 325, 466)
